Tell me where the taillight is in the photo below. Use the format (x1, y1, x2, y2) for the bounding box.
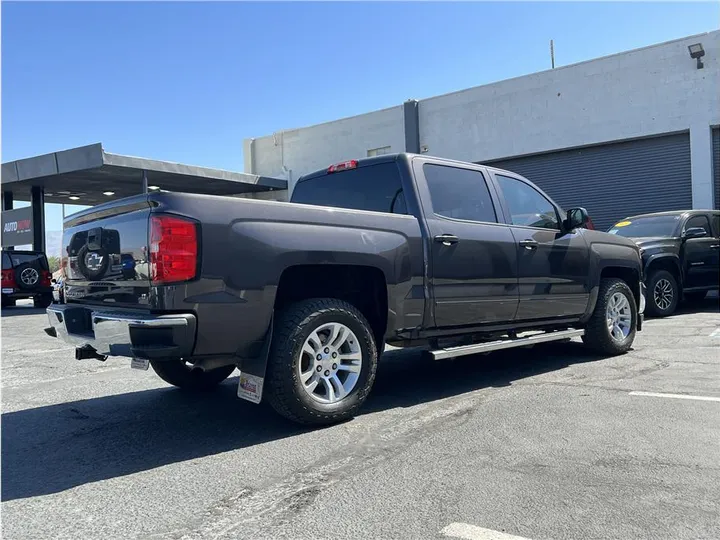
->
(1, 269, 16, 288)
(327, 160, 358, 173)
(585, 217, 596, 230)
(41, 271, 52, 287)
(149, 215, 198, 285)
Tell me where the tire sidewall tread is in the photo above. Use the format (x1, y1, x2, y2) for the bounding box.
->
(583, 278, 637, 355)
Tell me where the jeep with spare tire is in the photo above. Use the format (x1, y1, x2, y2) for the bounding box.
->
(45, 153, 646, 425)
(2, 250, 54, 308)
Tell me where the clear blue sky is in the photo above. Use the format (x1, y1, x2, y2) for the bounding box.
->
(2, 1, 719, 240)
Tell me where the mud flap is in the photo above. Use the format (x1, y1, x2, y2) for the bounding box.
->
(237, 315, 273, 404)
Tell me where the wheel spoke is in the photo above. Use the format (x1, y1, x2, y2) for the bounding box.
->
(300, 368, 315, 384)
(339, 351, 361, 362)
(337, 361, 361, 373)
(305, 376, 319, 393)
(307, 331, 323, 352)
(321, 377, 335, 402)
(302, 342, 317, 358)
(329, 374, 347, 399)
(330, 325, 346, 348)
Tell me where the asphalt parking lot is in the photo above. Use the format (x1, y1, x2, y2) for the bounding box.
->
(2, 297, 719, 540)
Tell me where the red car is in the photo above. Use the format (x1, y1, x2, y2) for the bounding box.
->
(1, 250, 54, 308)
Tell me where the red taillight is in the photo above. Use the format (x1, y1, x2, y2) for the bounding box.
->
(585, 217, 595, 230)
(1, 269, 16, 288)
(41, 271, 52, 287)
(149, 215, 198, 285)
(327, 160, 358, 173)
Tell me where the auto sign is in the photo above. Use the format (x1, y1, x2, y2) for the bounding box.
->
(1, 207, 34, 247)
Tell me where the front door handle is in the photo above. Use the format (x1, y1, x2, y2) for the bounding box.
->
(519, 239, 538, 250)
(710, 244, 720, 249)
(434, 234, 459, 246)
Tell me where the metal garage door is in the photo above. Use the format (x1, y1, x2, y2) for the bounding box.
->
(713, 127, 720, 209)
(484, 133, 692, 231)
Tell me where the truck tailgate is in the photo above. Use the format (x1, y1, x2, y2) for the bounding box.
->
(62, 195, 153, 308)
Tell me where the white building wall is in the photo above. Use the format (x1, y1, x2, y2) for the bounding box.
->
(247, 31, 720, 206)
(249, 106, 405, 194)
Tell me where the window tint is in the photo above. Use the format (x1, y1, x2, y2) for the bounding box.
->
(423, 164, 497, 223)
(7, 253, 49, 270)
(685, 215, 711, 235)
(2, 252, 11, 270)
(496, 175, 559, 230)
(711, 214, 720, 237)
(291, 162, 406, 215)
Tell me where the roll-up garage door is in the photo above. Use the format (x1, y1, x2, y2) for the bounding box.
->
(484, 133, 692, 231)
(713, 127, 720, 210)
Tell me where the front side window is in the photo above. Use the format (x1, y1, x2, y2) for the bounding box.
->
(684, 215, 711, 236)
(496, 175, 559, 230)
(711, 214, 720, 237)
(424, 164, 497, 223)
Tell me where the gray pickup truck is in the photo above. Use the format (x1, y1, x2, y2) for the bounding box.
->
(46, 153, 645, 425)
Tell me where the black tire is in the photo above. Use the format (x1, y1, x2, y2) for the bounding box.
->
(684, 291, 708, 303)
(265, 298, 378, 426)
(150, 359, 236, 391)
(582, 278, 637, 355)
(646, 269, 679, 317)
(2, 297, 16, 308)
(34, 295, 53, 309)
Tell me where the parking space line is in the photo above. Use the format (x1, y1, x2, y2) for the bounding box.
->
(630, 391, 720, 403)
(710, 328, 720, 339)
(441, 523, 532, 540)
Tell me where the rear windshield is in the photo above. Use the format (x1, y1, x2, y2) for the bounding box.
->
(608, 215, 680, 237)
(2, 252, 11, 270)
(291, 162, 407, 215)
(3, 252, 49, 270)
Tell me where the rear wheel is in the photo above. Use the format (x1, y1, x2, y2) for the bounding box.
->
(150, 359, 236, 391)
(646, 270, 679, 317)
(34, 294, 53, 309)
(583, 278, 637, 355)
(265, 298, 378, 425)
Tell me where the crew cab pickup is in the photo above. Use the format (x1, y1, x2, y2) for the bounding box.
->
(46, 153, 645, 425)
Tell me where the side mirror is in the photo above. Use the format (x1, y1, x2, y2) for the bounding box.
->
(683, 227, 707, 240)
(565, 207, 590, 230)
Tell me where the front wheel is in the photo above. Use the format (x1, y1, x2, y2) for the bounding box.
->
(150, 359, 236, 391)
(582, 278, 637, 355)
(265, 298, 378, 425)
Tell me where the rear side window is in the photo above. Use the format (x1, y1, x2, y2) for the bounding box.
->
(292, 162, 407, 214)
(685, 215, 711, 235)
(2, 252, 11, 270)
(423, 164, 497, 223)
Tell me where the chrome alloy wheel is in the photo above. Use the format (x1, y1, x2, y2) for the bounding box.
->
(20, 267, 39, 286)
(653, 278, 673, 311)
(606, 292, 632, 342)
(298, 322, 362, 404)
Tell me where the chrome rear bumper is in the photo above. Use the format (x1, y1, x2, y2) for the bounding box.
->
(46, 304, 196, 359)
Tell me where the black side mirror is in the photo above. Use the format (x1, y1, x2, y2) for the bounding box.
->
(683, 227, 707, 240)
(565, 207, 590, 230)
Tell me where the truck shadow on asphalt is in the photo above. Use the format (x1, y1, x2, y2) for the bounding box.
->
(1, 340, 608, 502)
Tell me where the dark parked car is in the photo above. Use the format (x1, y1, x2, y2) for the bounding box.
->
(608, 210, 720, 317)
(45, 153, 645, 425)
(2, 250, 54, 308)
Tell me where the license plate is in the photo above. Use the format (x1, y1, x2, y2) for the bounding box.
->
(130, 358, 150, 371)
(2, 288, 14, 294)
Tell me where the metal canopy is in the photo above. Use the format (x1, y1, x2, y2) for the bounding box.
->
(1, 143, 287, 206)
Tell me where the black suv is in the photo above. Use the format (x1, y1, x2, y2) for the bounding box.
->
(1, 250, 54, 308)
(608, 210, 720, 317)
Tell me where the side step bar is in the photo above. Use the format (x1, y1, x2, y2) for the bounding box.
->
(429, 329, 585, 361)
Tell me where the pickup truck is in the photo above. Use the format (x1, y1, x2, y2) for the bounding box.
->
(46, 153, 646, 425)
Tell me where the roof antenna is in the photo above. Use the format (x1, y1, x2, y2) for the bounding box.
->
(550, 39, 555, 69)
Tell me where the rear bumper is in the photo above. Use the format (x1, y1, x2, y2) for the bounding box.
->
(2, 287, 53, 298)
(46, 304, 196, 359)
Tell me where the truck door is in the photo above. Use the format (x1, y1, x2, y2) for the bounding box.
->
(417, 162, 519, 328)
(492, 173, 591, 321)
(682, 214, 718, 290)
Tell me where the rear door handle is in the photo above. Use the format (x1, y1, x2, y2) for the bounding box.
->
(519, 239, 538, 250)
(710, 244, 720, 249)
(434, 234, 459, 246)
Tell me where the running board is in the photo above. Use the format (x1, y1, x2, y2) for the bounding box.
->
(429, 329, 585, 361)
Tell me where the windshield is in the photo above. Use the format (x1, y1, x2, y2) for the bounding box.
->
(607, 215, 680, 237)
(4, 252, 49, 270)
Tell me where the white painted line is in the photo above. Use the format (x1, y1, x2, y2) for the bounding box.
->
(710, 328, 720, 339)
(630, 391, 720, 403)
(441, 523, 532, 540)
